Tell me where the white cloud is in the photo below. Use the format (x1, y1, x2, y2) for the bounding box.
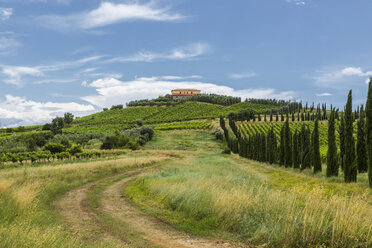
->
(306, 66, 372, 88)
(0, 36, 21, 55)
(286, 0, 306, 5)
(229, 72, 257, 79)
(81, 76, 295, 108)
(0, 95, 95, 127)
(37, 1, 184, 31)
(0, 7, 13, 21)
(0, 56, 101, 85)
(106, 43, 209, 63)
(1, 66, 43, 85)
(316, 93, 332, 97)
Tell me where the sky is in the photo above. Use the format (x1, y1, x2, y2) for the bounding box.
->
(0, 0, 372, 127)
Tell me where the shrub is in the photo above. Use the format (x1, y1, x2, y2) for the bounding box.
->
(222, 148, 231, 154)
(214, 128, 224, 140)
(43, 143, 66, 154)
(135, 119, 144, 126)
(69, 145, 83, 155)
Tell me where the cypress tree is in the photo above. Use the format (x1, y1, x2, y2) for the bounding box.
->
(270, 113, 273, 122)
(284, 120, 292, 167)
(260, 133, 266, 162)
(267, 126, 277, 164)
(366, 79, 372, 188)
(344, 90, 357, 182)
(312, 119, 322, 173)
(293, 130, 300, 169)
(276, 113, 279, 122)
(338, 115, 345, 171)
(301, 125, 311, 170)
(281, 113, 284, 122)
(357, 105, 367, 173)
(326, 109, 338, 177)
(279, 124, 285, 166)
(264, 113, 267, 122)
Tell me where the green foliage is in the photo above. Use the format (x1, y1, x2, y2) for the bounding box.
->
(344, 90, 357, 183)
(327, 109, 338, 177)
(51, 117, 65, 135)
(154, 121, 212, 130)
(189, 94, 241, 106)
(68, 144, 83, 155)
(284, 120, 292, 167)
(44, 143, 66, 154)
(366, 79, 372, 188)
(64, 112, 74, 126)
(312, 119, 322, 173)
(64, 102, 279, 134)
(356, 105, 367, 173)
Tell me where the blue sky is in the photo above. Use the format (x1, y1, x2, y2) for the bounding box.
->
(0, 0, 372, 127)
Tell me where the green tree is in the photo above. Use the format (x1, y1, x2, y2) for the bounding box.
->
(357, 105, 367, 173)
(338, 115, 345, 170)
(327, 109, 338, 177)
(64, 112, 74, 126)
(301, 125, 311, 170)
(284, 120, 292, 167)
(51, 117, 65, 135)
(366, 79, 372, 188)
(293, 130, 300, 169)
(344, 90, 357, 182)
(312, 119, 322, 173)
(279, 125, 285, 166)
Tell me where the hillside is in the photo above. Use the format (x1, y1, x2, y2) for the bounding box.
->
(64, 101, 280, 134)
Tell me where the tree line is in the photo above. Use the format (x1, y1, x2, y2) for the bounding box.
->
(220, 80, 372, 187)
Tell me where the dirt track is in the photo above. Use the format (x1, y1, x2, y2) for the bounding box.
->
(56, 166, 246, 248)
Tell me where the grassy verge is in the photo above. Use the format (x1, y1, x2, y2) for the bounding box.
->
(0, 152, 169, 247)
(126, 131, 372, 248)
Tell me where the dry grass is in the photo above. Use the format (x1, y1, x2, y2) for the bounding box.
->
(0, 151, 171, 248)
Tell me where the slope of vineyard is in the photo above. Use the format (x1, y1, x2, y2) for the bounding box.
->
(63, 101, 279, 134)
(238, 121, 356, 160)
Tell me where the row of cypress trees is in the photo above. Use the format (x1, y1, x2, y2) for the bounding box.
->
(221, 80, 372, 187)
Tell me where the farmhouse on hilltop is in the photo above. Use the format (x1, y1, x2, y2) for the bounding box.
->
(167, 89, 201, 100)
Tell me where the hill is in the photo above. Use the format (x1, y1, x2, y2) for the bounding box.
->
(63, 101, 280, 134)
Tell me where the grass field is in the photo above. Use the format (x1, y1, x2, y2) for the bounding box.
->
(0, 129, 370, 247)
(126, 130, 372, 247)
(0, 152, 170, 247)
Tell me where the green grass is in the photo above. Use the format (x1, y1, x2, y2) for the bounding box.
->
(0, 152, 168, 247)
(126, 130, 372, 248)
(63, 102, 279, 134)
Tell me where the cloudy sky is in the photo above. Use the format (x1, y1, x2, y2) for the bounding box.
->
(0, 0, 371, 127)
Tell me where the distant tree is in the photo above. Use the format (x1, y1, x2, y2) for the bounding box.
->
(366, 79, 372, 188)
(51, 117, 65, 135)
(327, 109, 338, 177)
(42, 123, 52, 131)
(135, 119, 144, 127)
(312, 119, 322, 173)
(357, 105, 367, 173)
(44, 143, 66, 154)
(64, 112, 74, 126)
(344, 90, 357, 182)
(266, 126, 277, 164)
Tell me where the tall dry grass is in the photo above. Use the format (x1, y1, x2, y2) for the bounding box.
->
(129, 154, 372, 247)
(0, 153, 170, 248)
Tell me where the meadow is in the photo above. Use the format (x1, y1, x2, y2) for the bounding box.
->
(126, 130, 372, 248)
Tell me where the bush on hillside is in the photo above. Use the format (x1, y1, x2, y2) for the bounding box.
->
(43, 143, 66, 154)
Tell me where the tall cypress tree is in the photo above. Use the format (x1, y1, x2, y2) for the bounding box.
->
(312, 119, 322, 173)
(366, 79, 372, 188)
(327, 109, 338, 177)
(284, 120, 292, 167)
(301, 125, 311, 170)
(344, 90, 357, 182)
(279, 124, 285, 166)
(338, 115, 345, 170)
(293, 130, 300, 169)
(357, 105, 367, 173)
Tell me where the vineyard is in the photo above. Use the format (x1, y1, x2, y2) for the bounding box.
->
(154, 121, 213, 130)
(237, 120, 359, 160)
(62, 101, 279, 134)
